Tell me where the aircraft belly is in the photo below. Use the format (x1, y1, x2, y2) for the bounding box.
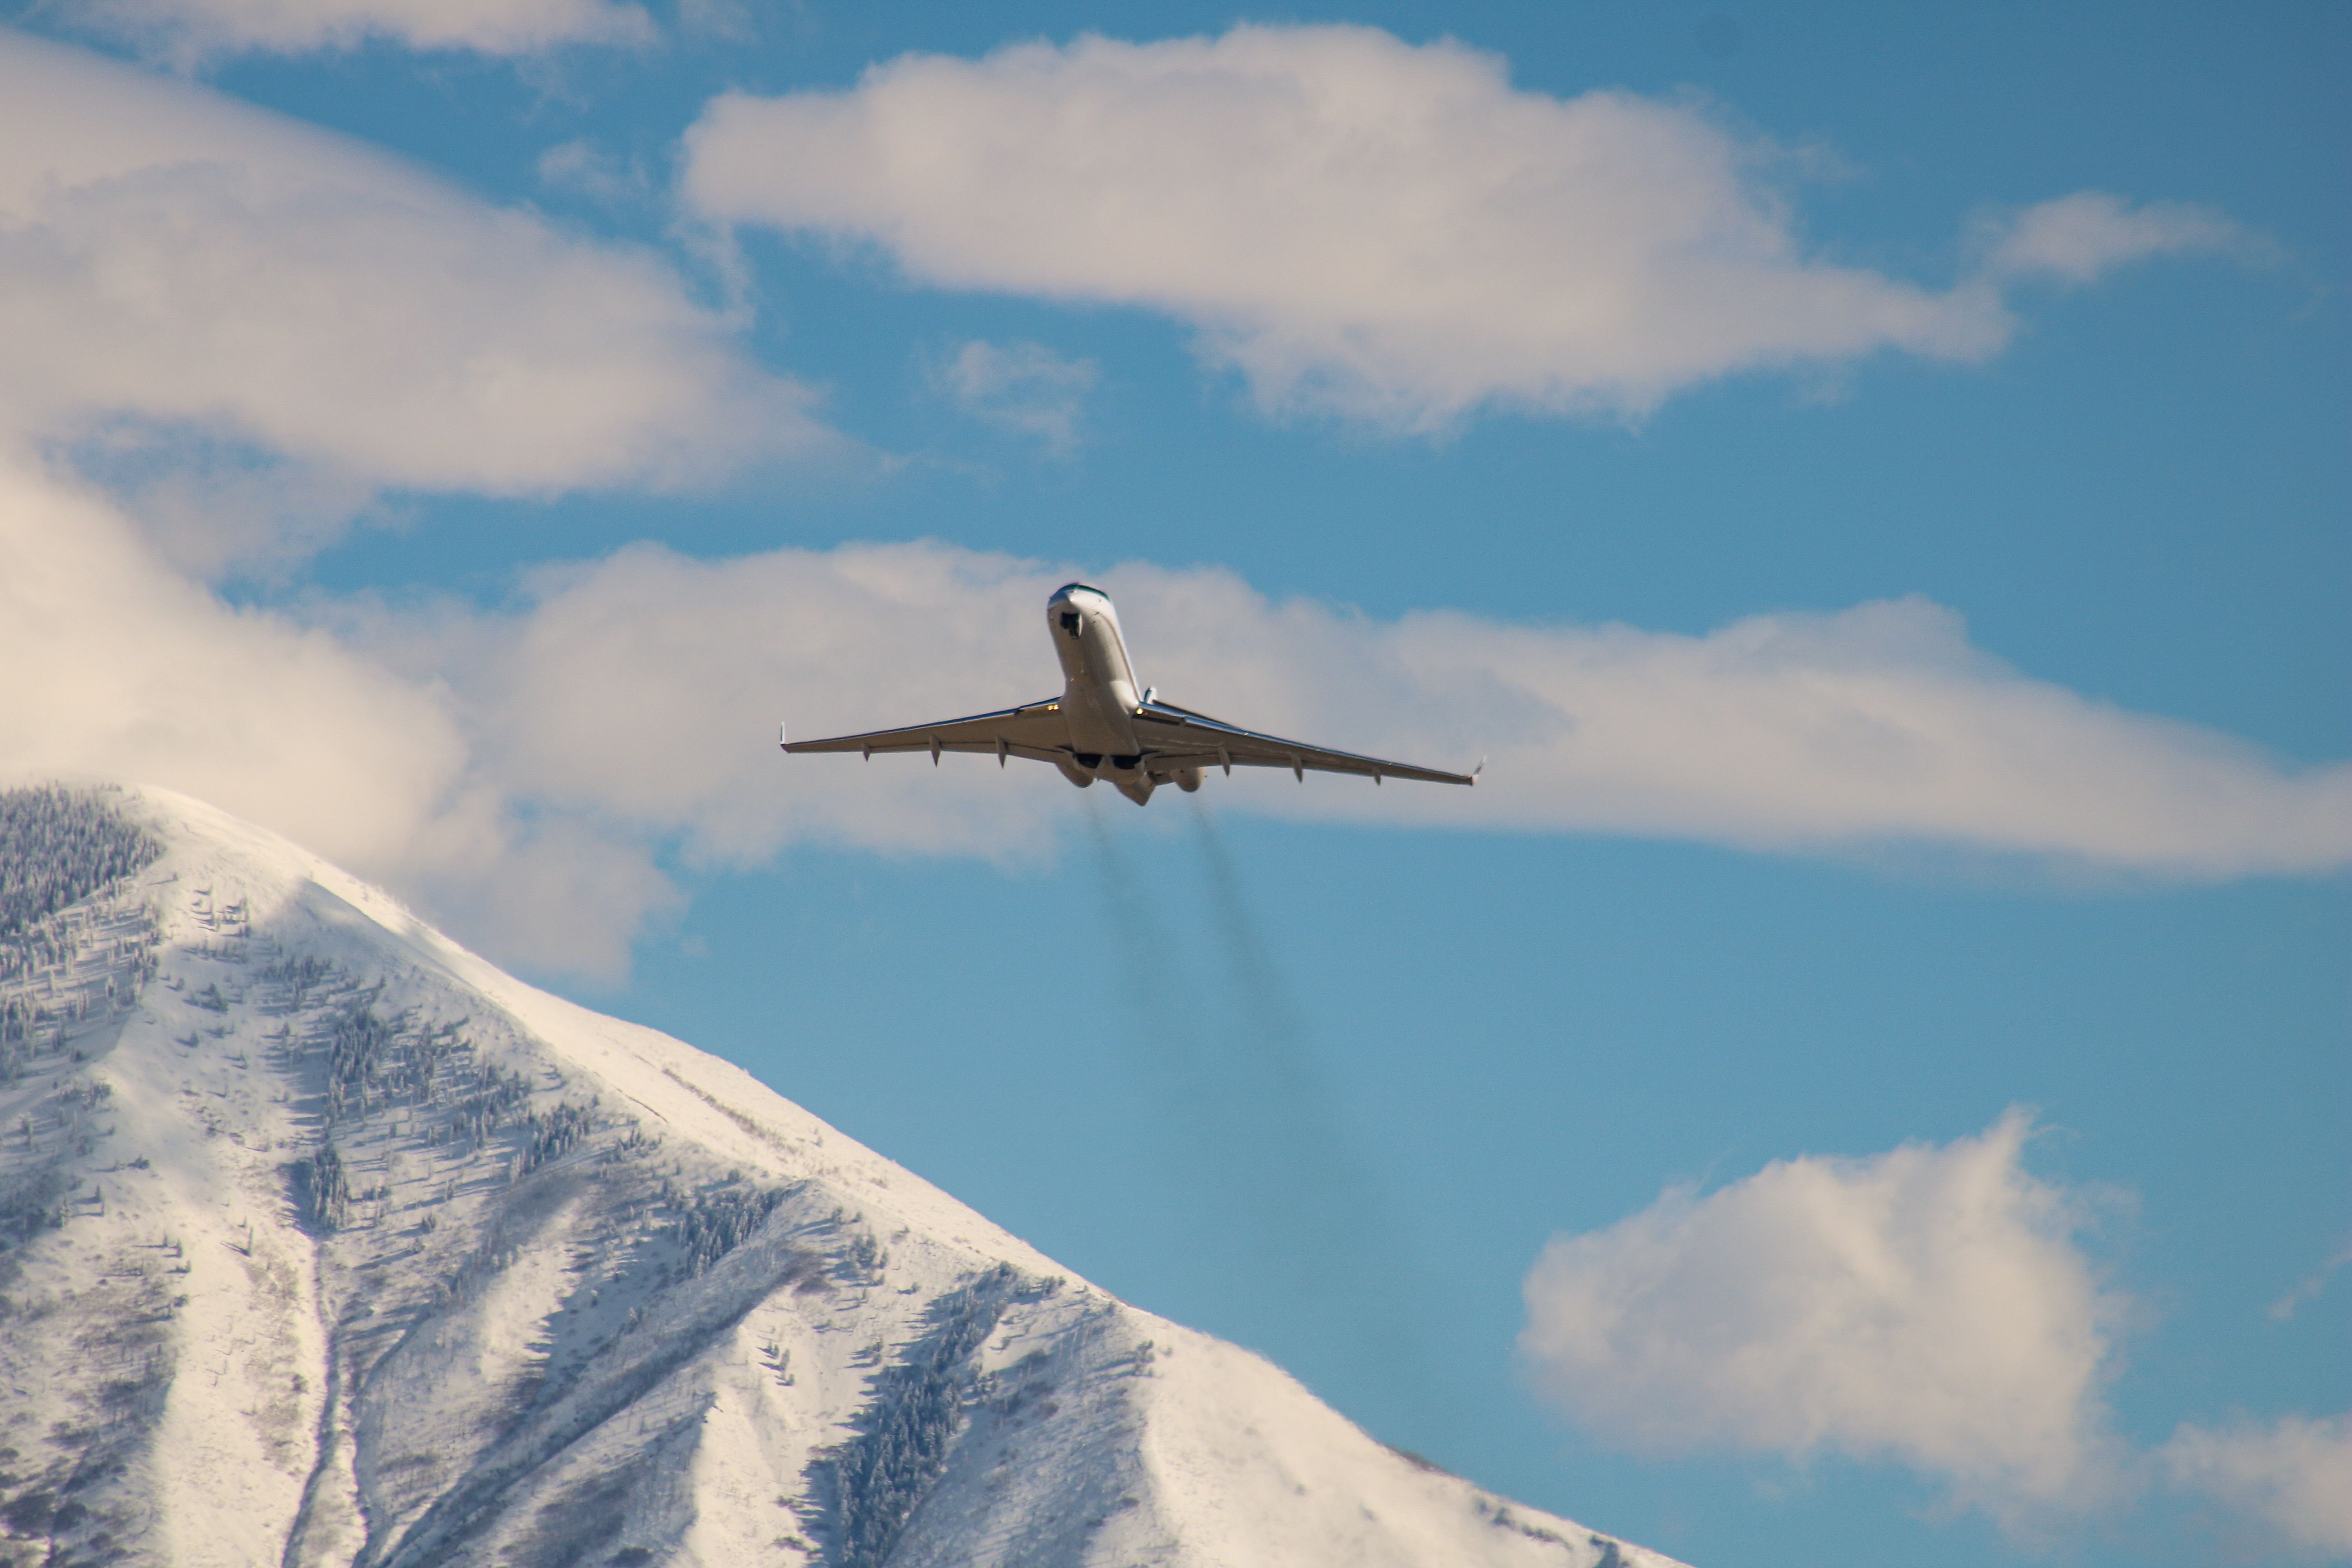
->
(1061, 688, 1139, 753)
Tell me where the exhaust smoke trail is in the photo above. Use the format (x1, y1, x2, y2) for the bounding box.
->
(1079, 793, 1197, 1076)
(1080, 795, 1249, 1206)
(1083, 795, 1296, 1256)
(1186, 800, 1368, 1258)
(1082, 795, 1439, 1423)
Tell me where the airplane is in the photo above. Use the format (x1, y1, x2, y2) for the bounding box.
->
(782, 583, 1479, 806)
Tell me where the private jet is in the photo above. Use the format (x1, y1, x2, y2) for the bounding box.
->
(781, 583, 1478, 806)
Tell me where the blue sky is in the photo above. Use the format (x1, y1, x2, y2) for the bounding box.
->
(0, 3, 2344, 1564)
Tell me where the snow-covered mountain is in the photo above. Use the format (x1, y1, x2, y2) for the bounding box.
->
(0, 784, 1685, 1568)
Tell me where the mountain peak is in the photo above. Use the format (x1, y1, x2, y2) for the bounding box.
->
(0, 783, 1684, 1568)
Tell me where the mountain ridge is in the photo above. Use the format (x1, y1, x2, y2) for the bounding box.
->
(0, 782, 1686, 1568)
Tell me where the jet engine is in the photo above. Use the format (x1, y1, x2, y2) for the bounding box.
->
(1106, 755, 1154, 806)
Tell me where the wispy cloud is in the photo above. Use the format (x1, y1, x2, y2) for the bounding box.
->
(2161, 1414, 2352, 1558)
(931, 339, 1098, 455)
(53, 0, 653, 67)
(681, 25, 2249, 432)
(1981, 192, 2253, 284)
(537, 139, 658, 209)
(1519, 1111, 2131, 1527)
(0, 31, 830, 573)
(2268, 1238, 2352, 1323)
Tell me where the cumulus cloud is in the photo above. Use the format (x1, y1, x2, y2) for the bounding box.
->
(682, 25, 2169, 429)
(0, 454, 686, 974)
(347, 540, 2352, 882)
(2161, 1414, 2352, 1557)
(339, 537, 1072, 872)
(6, 484, 2343, 973)
(1984, 192, 2250, 284)
(1121, 575, 2352, 875)
(0, 31, 826, 570)
(0, 455, 463, 874)
(60, 0, 652, 65)
(1518, 1111, 2129, 1523)
(933, 339, 1099, 454)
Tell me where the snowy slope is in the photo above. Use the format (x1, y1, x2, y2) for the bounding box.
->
(0, 784, 1688, 1568)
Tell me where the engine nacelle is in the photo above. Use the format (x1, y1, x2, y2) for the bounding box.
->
(1057, 750, 1174, 804)
(1093, 753, 1152, 806)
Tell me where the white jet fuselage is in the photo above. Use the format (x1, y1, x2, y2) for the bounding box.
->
(1047, 584, 1142, 757)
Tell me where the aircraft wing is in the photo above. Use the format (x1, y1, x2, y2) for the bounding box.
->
(1131, 698, 1475, 786)
(781, 699, 1073, 763)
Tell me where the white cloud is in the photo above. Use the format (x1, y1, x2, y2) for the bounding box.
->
(338, 538, 1070, 873)
(0, 454, 459, 873)
(364, 542, 2352, 882)
(2162, 1414, 2352, 1557)
(1518, 1111, 2129, 1523)
(0, 31, 827, 570)
(1984, 192, 2249, 284)
(681, 25, 2040, 430)
(60, 0, 652, 65)
(933, 339, 1099, 454)
(0, 453, 674, 976)
(1341, 593, 2350, 876)
(6, 488, 2343, 974)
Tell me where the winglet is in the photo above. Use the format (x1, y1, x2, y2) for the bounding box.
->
(779, 720, 788, 751)
(1472, 755, 1486, 784)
